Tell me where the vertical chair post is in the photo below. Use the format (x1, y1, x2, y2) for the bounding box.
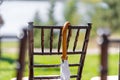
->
(16, 29, 27, 80)
(100, 34, 109, 80)
(0, 38, 1, 58)
(28, 22, 34, 80)
(77, 23, 92, 80)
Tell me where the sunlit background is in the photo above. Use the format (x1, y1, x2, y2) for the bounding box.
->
(0, 0, 108, 35)
(0, 0, 119, 37)
(0, 0, 120, 80)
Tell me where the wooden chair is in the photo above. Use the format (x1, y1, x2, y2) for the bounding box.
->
(98, 31, 120, 80)
(28, 22, 92, 80)
(0, 29, 27, 80)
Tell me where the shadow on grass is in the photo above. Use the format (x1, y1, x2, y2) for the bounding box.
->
(0, 56, 16, 64)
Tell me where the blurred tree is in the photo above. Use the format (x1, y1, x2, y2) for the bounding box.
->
(33, 0, 58, 48)
(33, 11, 42, 48)
(81, 0, 101, 3)
(0, 0, 4, 27)
(47, 0, 57, 25)
(0, 0, 3, 5)
(33, 11, 42, 26)
(64, 0, 80, 25)
(0, 15, 4, 27)
(92, 0, 120, 33)
(80, 0, 102, 37)
(103, 0, 120, 32)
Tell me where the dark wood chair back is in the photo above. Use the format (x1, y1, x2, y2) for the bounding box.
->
(28, 22, 91, 80)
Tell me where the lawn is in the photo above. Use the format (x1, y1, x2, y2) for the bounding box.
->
(0, 41, 119, 80)
(0, 52, 119, 80)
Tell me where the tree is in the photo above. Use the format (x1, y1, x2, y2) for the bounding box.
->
(33, 11, 42, 26)
(81, 0, 101, 3)
(103, 0, 120, 32)
(64, 0, 80, 25)
(33, 11, 42, 48)
(47, 0, 57, 25)
(92, 0, 120, 33)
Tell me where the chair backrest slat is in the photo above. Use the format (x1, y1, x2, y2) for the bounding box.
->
(73, 29, 80, 51)
(50, 28, 53, 52)
(82, 24, 91, 52)
(58, 28, 62, 52)
(41, 28, 44, 53)
(67, 28, 72, 50)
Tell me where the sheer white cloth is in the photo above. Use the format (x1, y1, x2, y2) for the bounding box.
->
(60, 60, 70, 80)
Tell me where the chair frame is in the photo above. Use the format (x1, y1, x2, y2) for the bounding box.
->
(16, 29, 27, 80)
(28, 22, 92, 80)
(98, 32, 120, 80)
(0, 29, 27, 80)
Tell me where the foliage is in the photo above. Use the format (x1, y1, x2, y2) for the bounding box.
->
(47, 0, 57, 25)
(81, 0, 102, 3)
(33, 11, 42, 48)
(91, 5, 106, 36)
(64, 0, 80, 25)
(33, 11, 42, 26)
(103, 0, 120, 32)
(33, 0, 106, 47)
(92, 0, 120, 33)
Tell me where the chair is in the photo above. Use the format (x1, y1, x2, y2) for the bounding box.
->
(0, 29, 27, 80)
(91, 29, 120, 80)
(28, 22, 92, 80)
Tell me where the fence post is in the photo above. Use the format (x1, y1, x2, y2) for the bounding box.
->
(97, 28, 110, 80)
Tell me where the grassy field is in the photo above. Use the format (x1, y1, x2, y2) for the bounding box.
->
(0, 41, 19, 48)
(0, 40, 120, 80)
(0, 52, 119, 80)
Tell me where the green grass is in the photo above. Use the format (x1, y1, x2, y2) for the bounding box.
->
(0, 41, 19, 48)
(0, 42, 119, 80)
(0, 52, 119, 80)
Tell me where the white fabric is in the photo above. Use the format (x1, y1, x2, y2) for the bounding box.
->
(60, 60, 70, 80)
